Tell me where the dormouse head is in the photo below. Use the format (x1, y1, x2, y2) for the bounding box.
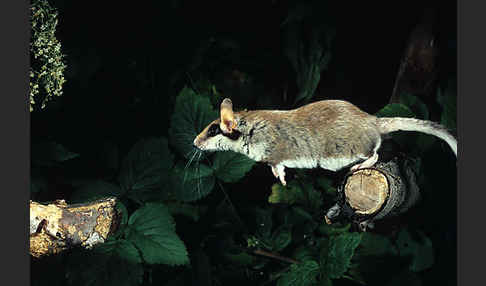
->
(193, 98, 243, 152)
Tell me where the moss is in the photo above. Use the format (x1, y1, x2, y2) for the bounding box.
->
(30, 0, 66, 112)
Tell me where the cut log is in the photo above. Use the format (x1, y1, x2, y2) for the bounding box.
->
(30, 197, 120, 258)
(325, 157, 421, 231)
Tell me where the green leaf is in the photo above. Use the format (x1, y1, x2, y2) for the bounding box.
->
(168, 86, 218, 160)
(323, 232, 362, 279)
(318, 223, 351, 236)
(399, 93, 429, 120)
(375, 103, 415, 118)
(171, 162, 215, 202)
(70, 180, 123, 203)
(396, 229, 434, 272)
(277, 260, 320, 286)
(31, 141, 79, 167)
(272, 224, 292, 252)
(127, 203, 189, 266)
(268, 181, 303, 204)
(118, 137, 173, 194)
(293, 246, 316, 262)
(66, 240, 143, 286)
(212, 151, 256, 183)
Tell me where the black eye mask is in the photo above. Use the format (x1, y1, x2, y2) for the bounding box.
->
(207, 123, 241, 140)
(207, 124, 221, 137)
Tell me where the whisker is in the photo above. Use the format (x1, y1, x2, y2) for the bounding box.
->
(185, 149, 198, 170)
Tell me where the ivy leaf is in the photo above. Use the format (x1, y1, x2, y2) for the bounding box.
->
(396, 229, 434, 272)
(118, 137, 173, 195)
(70, 180, 123, 203)
(171, 162, 215, 202)
(126, 203, 189, 266)
(66, 240, 143, 286)
(212, 151, 255, 183)
(277, 260, 320, 286)
(31, 141, 79, 167)
(375, 103, 415, 118)
(168, 86, 218, 160)
(323, 232, 362, 279)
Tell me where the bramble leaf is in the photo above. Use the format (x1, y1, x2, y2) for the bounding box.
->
(127, 203, 189, 266)
(171, 162, 215, 202)
(212, 151, 255, 183)
(323, 232, 362, 279)
(168, 87, 218, 160)
(277, 260, 320, 286)
(118, 137, 173, 194)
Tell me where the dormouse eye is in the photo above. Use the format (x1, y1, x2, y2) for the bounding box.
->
(207, 124, 221, 137)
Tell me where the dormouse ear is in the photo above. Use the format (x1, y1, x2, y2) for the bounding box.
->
(220, 98, 237, 134)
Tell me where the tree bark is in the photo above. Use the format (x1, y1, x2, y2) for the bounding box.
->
(30, 197, 120, 258)
(325, 157, 420, 231)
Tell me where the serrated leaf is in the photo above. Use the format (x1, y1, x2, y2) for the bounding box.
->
(396, 229, 434, 272)
(323, 232, 362, 279)
(272, 224, 292, 252)
(375, 103, 415, 118)
(70, 180, 123, 203)
(212, 151, 255, 183)
(127, 203, 189, 266)
(277, 260, 320, 286)
(66, 240, 143, 286)
(168, 86, 218, 160)
(171, 162, 215, 202)
(31, 141, 79, 167)
(118, 137, 173, 195)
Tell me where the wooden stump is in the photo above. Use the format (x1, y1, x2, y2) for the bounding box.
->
(325, 157, 421, 231)
(30, 197, 121, 258)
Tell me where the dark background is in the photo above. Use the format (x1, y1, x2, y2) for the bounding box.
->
(32, 0, 457, 155)
(30, 0, 457, 285)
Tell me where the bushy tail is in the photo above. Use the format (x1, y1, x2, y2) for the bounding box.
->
(377, 117, 457, 157)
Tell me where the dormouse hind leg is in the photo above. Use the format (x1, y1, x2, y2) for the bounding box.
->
(270, 164, 287, 186)
(351, 152, 379, 171)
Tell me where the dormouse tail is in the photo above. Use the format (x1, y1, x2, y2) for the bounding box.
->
(377, 117, 457, 157)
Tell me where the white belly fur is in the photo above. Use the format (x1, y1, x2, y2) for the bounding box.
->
(281, 157, 359, 172)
